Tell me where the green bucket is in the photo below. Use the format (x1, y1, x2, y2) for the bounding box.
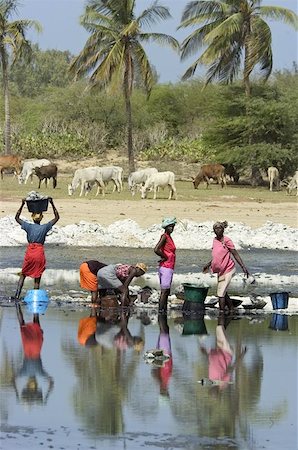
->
(182, 283, 209, 304)
(182, 318, 208, 336)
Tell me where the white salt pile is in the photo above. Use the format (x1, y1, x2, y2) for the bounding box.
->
(0, 216, 297, 250)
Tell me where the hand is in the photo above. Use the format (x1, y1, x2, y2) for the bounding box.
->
(158, 257, 167, 263)
(202, 264, 210, 273)
(49, 197, 53, 204)
(21, 198, 26, 205)
(243, 267, 249, 278)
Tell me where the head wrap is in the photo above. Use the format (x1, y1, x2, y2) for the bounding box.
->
(31, 212, 43, 221)
(135, 262, 148, 274)
(213, 220, 228, 230)
(161, 217, 177, 229)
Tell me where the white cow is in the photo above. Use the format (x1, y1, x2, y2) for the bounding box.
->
(141, 171, 177, 200)
(68, 167, 106, 197)
(128, 168, 158, 196)
(267, 166, 280, 191)
(86, 166, 123, 194)
(287, 170, 298, 196)
(18, 159, 51, 184)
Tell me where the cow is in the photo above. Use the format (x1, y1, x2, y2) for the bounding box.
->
(128, 168, 158, 196)
(140, 171, 177, 200)
(267, 166, 280, 191)
(18, 158, 51, 184)
(222, 163, 240, 183)
(286, 170, 298, 196)
(34, 164, 58, 189)
(68, 167, 106, 197)
(86, 166, 123, 194)
(0, 155, 22, 179)
(192, 164, 226, 189)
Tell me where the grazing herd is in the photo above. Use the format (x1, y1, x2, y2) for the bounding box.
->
(0, 154, 297, 198)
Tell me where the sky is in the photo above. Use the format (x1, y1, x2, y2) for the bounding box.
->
(18, 0, 298, 83)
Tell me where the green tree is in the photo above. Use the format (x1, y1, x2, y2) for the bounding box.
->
(179, 0, 297, 97)
(0, 0, 41, 154)
(9, 45, 73, 97)
(70, 0, 179, 171)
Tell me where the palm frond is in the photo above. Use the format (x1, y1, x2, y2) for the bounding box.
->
(181, 0, 230, 22)
(259, 6, 298, 29)
(203, 12, 242, 44)
(180, 19, 223, 60)
(139, 32, 179, 51)
(131, 41, 155, 95)
(137, 1, 171, 28)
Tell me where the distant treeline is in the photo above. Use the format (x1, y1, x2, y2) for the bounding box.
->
(0, 46, 297, 178)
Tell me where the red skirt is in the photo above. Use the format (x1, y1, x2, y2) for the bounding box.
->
(22, 243, 46, 278)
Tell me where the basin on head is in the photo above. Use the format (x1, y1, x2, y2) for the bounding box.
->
(26, 198, 49, 213)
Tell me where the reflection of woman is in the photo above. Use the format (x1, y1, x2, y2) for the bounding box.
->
(113, 311, 144, 352)
(79, 260, 107, 303)
(201, 313, 246, 390)
(151, 313, 173, 397)
(15, 197, 60, 299)
(154, 217, 177, 312)
(13, 302, 54, 405)
(203, 221, 249, 311)
(97, 263, 147, 306)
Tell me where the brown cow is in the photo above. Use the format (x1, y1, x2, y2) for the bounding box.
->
(192, 164, 226, 189)
(0, 155, 22, 179)
(34, 164, 58, 189)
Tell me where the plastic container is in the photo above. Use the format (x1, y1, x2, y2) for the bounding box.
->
(182, 283, 209, 304)
(269, 313, 289, 331)
(269, 292, 289, 310)
(26, 198, 49, 213)
(24, 289, 49, 314)
(182, 318, 208, 336)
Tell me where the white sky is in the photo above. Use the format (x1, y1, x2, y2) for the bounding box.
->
(19, 0, 298, 83)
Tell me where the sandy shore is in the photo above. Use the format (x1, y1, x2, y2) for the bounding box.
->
(1, 198, 297, 228)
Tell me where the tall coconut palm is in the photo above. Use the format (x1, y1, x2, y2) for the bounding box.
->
(0, 0, 41, 154)
(70, 0, 179, 172)
(179, 0, 297, 97)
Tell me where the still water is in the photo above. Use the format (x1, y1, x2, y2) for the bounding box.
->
(0, 304, 297, 450)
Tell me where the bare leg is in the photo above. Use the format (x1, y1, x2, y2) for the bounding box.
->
(15, 274, 26, 300)
(218, 296, 225, 312)
(159, 289, 170, 313)
(91, 290, 98, 304)
(15, 302, 25, 326)
(34, 277, 41, 289)
(225, 293, 234, 312)
(33, 314, 40, 325)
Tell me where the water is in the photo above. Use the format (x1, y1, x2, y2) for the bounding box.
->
(1, 246, 297, 275)
(0, 305, 297, 449)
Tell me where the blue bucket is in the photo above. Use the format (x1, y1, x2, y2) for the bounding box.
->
(24, 289, 49, 314)
(269, 314, 289, 331)
(269, 292, 289, 310)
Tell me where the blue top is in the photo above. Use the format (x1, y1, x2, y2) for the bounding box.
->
(21, 220, 54, 244)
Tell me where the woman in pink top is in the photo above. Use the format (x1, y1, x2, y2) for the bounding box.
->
(203, 221, 249, 311)
(154, 217, 177, 312)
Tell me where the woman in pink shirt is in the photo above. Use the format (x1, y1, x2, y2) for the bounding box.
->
(154, 217, 177, 312)
(203, 221, 249, 311)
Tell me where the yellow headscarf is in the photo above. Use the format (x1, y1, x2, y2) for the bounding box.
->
(135, 263, 148, 274)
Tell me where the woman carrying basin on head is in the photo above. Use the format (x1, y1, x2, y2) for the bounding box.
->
(14, 197, 60, 299)
(97, 262, 148, 307)
(203, 221, 249, 312)
(154, 217, 177, 312)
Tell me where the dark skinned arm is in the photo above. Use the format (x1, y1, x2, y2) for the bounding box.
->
(203, 260, 212, 273)
(119, 268, 137, 306)
(230, 249, 249, 277)
(15, 199, 26, 225)
(49, 197, 60, 225)
(154, 234, 167, 262)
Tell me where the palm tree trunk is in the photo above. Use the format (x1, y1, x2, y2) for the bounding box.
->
(124, 49, 135, 173)
(1, 47, 11, 155)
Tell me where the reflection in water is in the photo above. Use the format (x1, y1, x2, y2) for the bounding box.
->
(62, 305, 145, 435)
(12, 302, 54, 407)
(0, 306, 295, 449)
(151, 313, 173, 397)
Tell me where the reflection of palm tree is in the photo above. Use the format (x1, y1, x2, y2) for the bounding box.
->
(61, 311, 143, 435)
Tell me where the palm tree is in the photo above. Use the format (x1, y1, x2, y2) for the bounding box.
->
(70, 0, 179, 172)
(0, 0, 41, 154)
(179, 0, 297, 97)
